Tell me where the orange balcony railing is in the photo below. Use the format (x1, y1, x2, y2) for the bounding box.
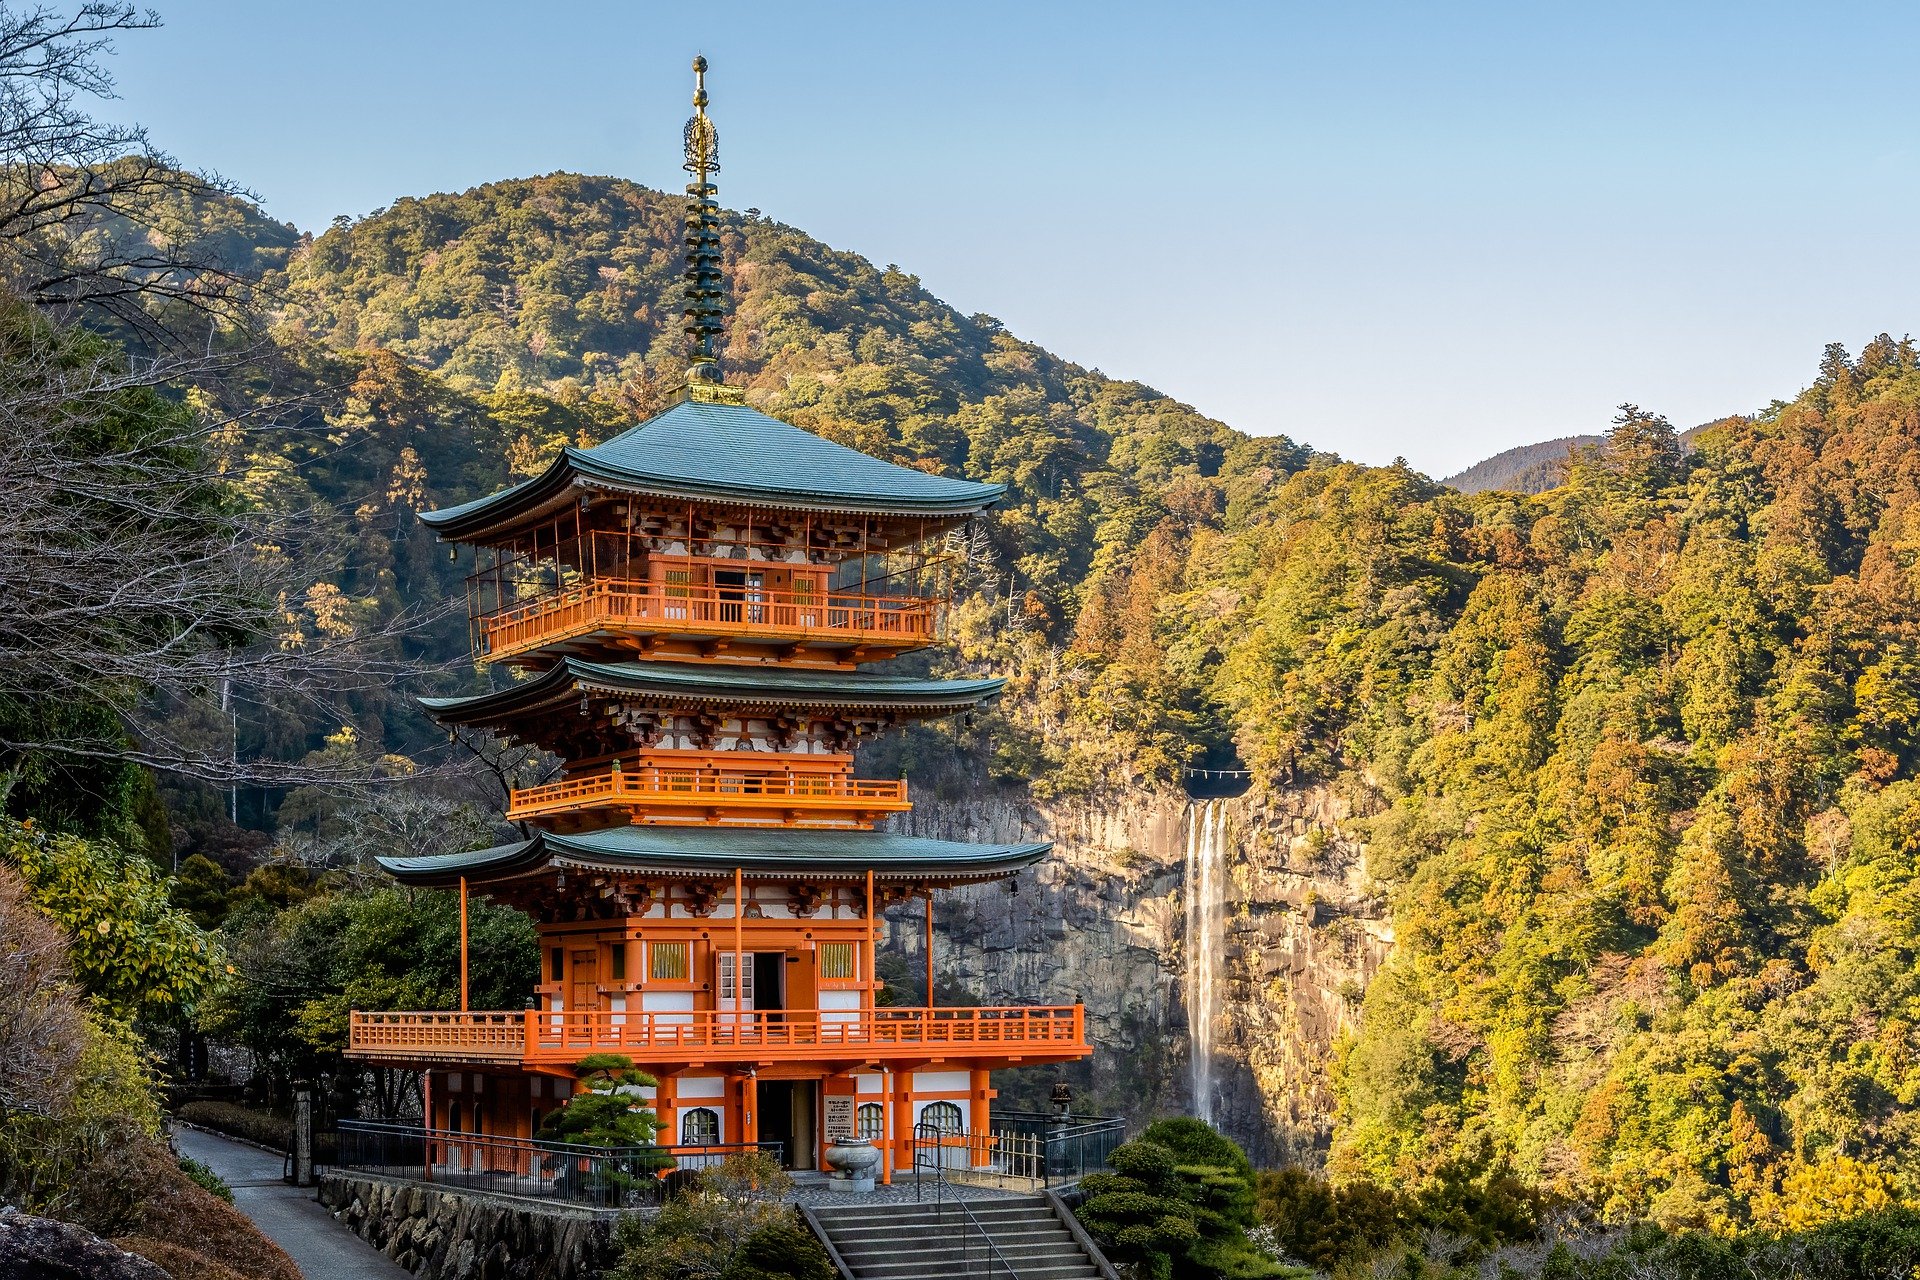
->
(348, 1006, 1090, 1066)
(476, 578, 939, 663)
(506, 763, 910, 825)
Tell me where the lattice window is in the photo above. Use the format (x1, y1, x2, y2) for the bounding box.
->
(649, 942, 689, 981)
(921, 1101, 963, 1135)
(820, 941, 856, 980)
(717, 951, 754, 1003)
(857, 1102, 885, 1140)
(681, 1107, 721, 1145)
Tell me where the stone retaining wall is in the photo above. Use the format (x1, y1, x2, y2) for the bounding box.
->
(318, 1173, 619, 1280)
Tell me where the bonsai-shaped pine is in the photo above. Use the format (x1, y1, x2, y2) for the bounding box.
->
(1078, 1138, 1201, 1280)
(1078, 1118, 1302, 1280)
(608, 1150, 832, 1280)
(536, 1054, 672, 1194)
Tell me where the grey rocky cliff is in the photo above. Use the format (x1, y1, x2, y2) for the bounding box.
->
(881, 783, 1391, 1166)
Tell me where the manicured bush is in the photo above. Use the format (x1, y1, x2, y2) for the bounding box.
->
(175, 1101, 292, 1151)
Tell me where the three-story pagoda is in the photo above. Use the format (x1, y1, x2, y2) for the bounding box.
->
(346, 58, 1091, 1178)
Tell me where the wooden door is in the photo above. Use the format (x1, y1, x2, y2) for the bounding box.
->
(717, 951, 755, 1028)
(568, 949, 598, 1015)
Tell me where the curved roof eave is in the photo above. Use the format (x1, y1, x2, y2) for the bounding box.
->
(418, 659, 1007, 726)
(416, 399, 1008, 543)
(376, 828, 1051, 887)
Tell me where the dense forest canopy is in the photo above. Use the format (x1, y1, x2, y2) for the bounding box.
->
(11, 152, 1920, 1236)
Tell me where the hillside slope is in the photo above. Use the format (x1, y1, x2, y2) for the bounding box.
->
(1443, 434, 1599, 494)
(178, 177, 1920, 1218)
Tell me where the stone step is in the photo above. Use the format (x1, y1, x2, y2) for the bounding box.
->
(850, 1260, 1098, 1280)
(825, 1213, 1064, 1237)
(807, 1192, 1112, 1280)
(813, 1204, 1060, 1227)
(835, 1233, 1080, 1262)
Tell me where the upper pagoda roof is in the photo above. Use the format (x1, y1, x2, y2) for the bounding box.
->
(421, 657, 1004, 729)
(419, 397, 1005, 541)
(376, 826, 1051, 887)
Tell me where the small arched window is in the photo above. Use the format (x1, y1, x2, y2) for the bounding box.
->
(681, 1107, 721, 1146)
(920, 1101, 963, 1135)
(530, 1107, 543, 1139)
(446, 1100, 462, 1134)
(856, 1102, 885, 1140)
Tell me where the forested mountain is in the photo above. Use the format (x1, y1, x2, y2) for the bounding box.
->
(235, 173, 1307, 804)
(1444, 434, 1600, 494)
(70, 172, 1920, 1228)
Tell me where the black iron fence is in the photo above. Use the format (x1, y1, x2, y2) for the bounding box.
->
(912, 1111, 1126, 1193)
(335, 1120, 782, 1210)
(990, 1111, 1127, 1186)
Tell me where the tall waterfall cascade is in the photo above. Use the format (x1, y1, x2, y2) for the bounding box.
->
(1184, 799, 1228, 1127)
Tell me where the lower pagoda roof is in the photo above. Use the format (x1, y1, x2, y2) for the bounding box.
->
(421, 658, 1004, 731)
(377, 826, 1051, 887)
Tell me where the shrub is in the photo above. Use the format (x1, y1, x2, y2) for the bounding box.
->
(175, 1101, 291, 1151)
(1079, 1124, 1299, 1280)
(176, 1157, 232, 1203)
(1255, 1167, 1402, 1272)
(608, 1152, 829, 1280)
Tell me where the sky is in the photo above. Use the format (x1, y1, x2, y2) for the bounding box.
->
(105, 1, 1920, 476)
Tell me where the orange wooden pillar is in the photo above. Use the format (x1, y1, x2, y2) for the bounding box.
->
(459, 876, 470, 1012)
(656, 1072, 679, 1151)
(733, 866, 745, 1027)
(970, 1069, 993, 1146)
(890, 1069, 914, 1177)
(422, 1069, 434, 1183)
(923, 887, 935, 1006)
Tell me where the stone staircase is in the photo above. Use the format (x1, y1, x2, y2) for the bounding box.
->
(805, 1194, 1114, 1280)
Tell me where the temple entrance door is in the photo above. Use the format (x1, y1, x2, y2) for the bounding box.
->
(568, 949, 598, 1021)
(755, 1081, 816, 1170)
(753, 952, 785, 1024)
(714, 569, 764, 624)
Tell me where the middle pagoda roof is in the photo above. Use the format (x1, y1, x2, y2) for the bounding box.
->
(376, 825, 1054, 887)
(422, 657, 1005, 735)
(418, 397, 1007, 544)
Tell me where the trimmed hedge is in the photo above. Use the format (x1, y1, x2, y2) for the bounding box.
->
(176, 1101, 290, 1150)
(173, 1102, 338, 1163)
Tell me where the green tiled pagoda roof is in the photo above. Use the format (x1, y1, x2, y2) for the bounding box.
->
(420, 658, 1004, 727)
(377, 827, 1051, 886)
(419, 398, 1005, 539)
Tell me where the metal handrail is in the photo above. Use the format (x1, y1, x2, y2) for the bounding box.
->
(914, 1121, 1021, 1279)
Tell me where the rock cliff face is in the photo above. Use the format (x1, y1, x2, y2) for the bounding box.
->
(882, 784, 1392, 1167)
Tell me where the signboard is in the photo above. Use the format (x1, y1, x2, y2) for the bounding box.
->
(824, 1094, 856, 1141)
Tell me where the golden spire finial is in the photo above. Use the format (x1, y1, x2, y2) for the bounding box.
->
(681, 54, 730, 397)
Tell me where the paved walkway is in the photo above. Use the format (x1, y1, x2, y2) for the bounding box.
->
(171, 1126, 409, 1280)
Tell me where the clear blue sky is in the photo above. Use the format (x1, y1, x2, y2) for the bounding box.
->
(107, 1, 1920, 475)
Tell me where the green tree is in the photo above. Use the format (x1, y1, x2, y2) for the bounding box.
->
(1080, 1122, 1294, 1280)
(169, 854, 232, 930)
(0, 817, 222, 1023)
(535, 1055, 662, 1148)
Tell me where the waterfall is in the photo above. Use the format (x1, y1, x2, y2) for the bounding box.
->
(1184, 799, 1227, 1128)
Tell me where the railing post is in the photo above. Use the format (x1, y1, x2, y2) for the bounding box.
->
(524, 1006, 538, 1060)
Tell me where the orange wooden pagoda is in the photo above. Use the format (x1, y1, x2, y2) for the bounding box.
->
(345, 59, 1090, 1177)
